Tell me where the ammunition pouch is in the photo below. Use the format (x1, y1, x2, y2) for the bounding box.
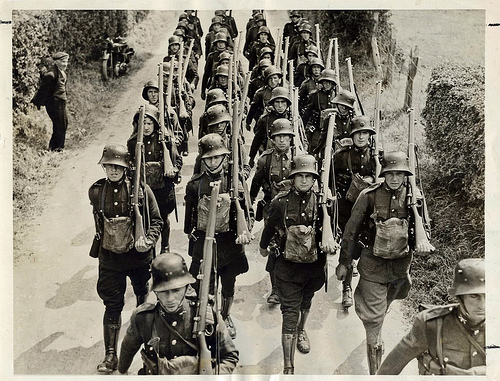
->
(197, 193, 231, 233)
(145, 161, 165, 190)
(102, 216, 134, 254)
(372, 217, 409, 259)
(346, 173, 371, 203)
(284, 224, 317, 263)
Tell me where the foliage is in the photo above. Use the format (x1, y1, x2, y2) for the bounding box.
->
(12, 10, 149, 113)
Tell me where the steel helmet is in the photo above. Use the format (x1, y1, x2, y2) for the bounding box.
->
(142, 79, 159, 101)
(305, 45, 319, 56)
(214, 65, 229, 78)
(318, 69, 337, 84)
(151, 253, 196, 292)
(176, 20, 189, 30)
(289, 154, 319, 178)
(307, 57, 325, 75)
(349, 115, 375, 137)
(271, 118, 295, 137)
(218, 51, 231, 62)
(299, 22, 313, 34)
(206, 88, 228, 107)
(258, 26, 271, 36)
(268, 86, 292, 106)
(332, 89, 356, 108)
(379, 151, 413, 178)
(211, 16, 222, 26)
(206, 104, 231, 126)
(168, 35, 181, 46)
(259, 47, 274, 59)
(254, 12, 265, 22)
(258, 58, 272, 69)
(213, 32, 228, 45)
(214, 10, 225, 17)
(449, 258, 485, 296)
(264, 66, 282, 81)
(133, 104, 160, 128)
(98, 144, 129, 168)
(178, 13, 189, 22)
(173, 28, 186, 38)
(199, 133, 230, 159)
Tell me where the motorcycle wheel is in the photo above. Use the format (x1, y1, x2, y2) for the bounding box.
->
(101, 58, 112, 81)
(114, 63, 121, 78)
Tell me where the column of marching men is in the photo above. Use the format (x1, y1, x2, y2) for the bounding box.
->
(88, 10, 486, 376)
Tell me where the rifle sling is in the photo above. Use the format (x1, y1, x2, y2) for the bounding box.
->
(158, 309, 199, 353)
(451, 314, 486, 358)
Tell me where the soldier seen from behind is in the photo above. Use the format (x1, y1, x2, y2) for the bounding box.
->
(378, 258, 485, 376)
(259, 155, 337, 374)
(89, 144, 162, 373)
(118, 253, 239, 375)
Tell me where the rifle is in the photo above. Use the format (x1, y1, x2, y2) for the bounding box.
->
(132, 105, 147, 246)
(182, 39, 195, 84)
(334, 38, 340, 87)
(373, 81, 383, 181)
(346, 57, 363, 115)
(283, 37, 289, 78)
(326, 38, 333, 70)
(177, 42, 189, 120)
(407, 108, 435, 253)
(276, 28, 282, 69)
(193, 180, 220, 375)
(289, 61, 305, 156)
(228, 55, 233, 112)
(239, 71, 251, 129)
(231, 101, 253, 243)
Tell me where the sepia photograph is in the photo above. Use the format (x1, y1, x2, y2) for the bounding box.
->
(2, 1, 499, 379)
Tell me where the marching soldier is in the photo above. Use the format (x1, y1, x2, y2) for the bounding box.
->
(250, 118, 295, 304)
(118, 253, 239, 375)
(334, 115, 377, 309)
(298, 56, 324, 112)
(185, 10, 203, 38)
(301, 68, 338, 155)
(335, 151, 432, 374)
(198, 88, 229, 139)
(248, 26, 275, 70)
(295, 45, 319, 88)
(142, 79, 159, 107)
(205, 16, 223, 59)
(163, 35, 199, 90)
(378, 258, 485, 375)
(289, 23, 316, 69)
(246, 65, 283, 131)
(127, 104, 181, 254)
(331, 88, 356, 148)
(89, 144, 162, 373)
(184, 134, 253, 339)
(248, 59, 271, 104)
(283, 10, 303, 48)
(248, 86, 292, 168)
(201, 32, 230, 100)
(215, 10, 238, 40)
(259, 154, 337, 374)
(244, 12, 269, 59)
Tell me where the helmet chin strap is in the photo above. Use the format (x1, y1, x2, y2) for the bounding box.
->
(457, 295, 484, 326)
(206, 156, 226, 175)
(156, 287, 188, 314)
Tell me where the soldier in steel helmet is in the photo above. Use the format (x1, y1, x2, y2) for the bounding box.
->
(302, 68, 339, 155)
(31, 51, 70, 152)
(294, 45, 319, 88)
(185, 10, 203, 39)
(283, 11, 303, 49)
(248, 86, 292, 168)
(298, 56, 324, 112)
(201, 32, 230, 100)
(334, 115, 377, 310)
(248, 26, 275, 70)
(259, 154, 337, 374)
(184, 134, 253, 339)
(246, 65, 283, 131)
(248, 59, 271, 106)
(127, 104, 182, 254)
(198, 88, 228, 139)
(331, 88, 356, 147)
(335, 151, 433, 374)
(118, 253, 239, 375)
(251, 118, 295, 305)
(378, 258, 485, 375)
(244, 12, 274, 60)
(142, 79, 159, 107)
(163, 35, 199, 90)
(89, 144, 163, 373)
(289, 22, 316, 69)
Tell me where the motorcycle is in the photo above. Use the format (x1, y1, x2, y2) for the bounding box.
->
(101, 36, 135, 81)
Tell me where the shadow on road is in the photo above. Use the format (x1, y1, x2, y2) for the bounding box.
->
(333, 340, 368, 375)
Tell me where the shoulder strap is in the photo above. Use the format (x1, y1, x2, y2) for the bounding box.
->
(435, 316, 446, 374)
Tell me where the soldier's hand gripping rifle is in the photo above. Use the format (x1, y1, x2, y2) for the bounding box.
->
(407, 108, 435, 254)
(158, 63, 178, 178)
(193, 180, 221, 376)
(133, 106, 147, 249)
(373, 81, 383, 181)
(231, 101, 254, 245)
(346, 57, 364, 115)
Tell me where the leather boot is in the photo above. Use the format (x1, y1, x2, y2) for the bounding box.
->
(136, 293, 148, 307)
(97, 316, 121, 373)
(342, 286, 353, 309)
(221, 296, 236, 339)
(296, 309, 310, 354)
(267, 271, 280, 304)
(366, 343, 384, 375)
(282, 333, 296, 374)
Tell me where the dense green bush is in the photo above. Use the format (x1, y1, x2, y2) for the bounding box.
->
(12, 10, 149, 113)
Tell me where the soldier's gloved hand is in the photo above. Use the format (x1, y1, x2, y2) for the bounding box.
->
(140, 349, 158, 375)
(335, 264, 348, 281)
(159, 355, 199, 375)
(259, 246, 270, 257)
(135, 236, 152, 252)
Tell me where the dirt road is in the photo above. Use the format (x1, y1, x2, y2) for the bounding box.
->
(13, 10, 417, 376)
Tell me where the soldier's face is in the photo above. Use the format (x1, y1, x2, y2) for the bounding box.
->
(147, 88, 159, 104)
(213, 24, 221, 32)
(291, 15, 300, 24)
(322, 81, 334, 91)
(204, 154, 225, 173)
(217, 76, 228, 87)
(170, 43, 180, 54)
(294, 173, 315, 192)
(104, 164, 126, 182)
(143, 116, 155, 136)
(353, 131, 370, 148)
(337, 104, 350, 115)
(273, 99, 288, 114)
(273, 134, 291, 152)
(268, 74, 280, 88)
(384, 171, 405, 190)
(216, 41, 227, 50)
(301, 31, 311, 41)
(259, 33, 268, 43)
(462, 293, 485, 322)
(311, 65, 322, 76)
(261, 53, 272, 61)
(156, 287, 187, 313)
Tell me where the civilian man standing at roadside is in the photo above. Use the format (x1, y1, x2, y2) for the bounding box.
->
(31, 52, 69, 152)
